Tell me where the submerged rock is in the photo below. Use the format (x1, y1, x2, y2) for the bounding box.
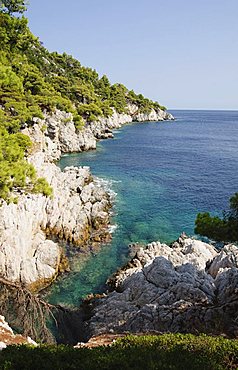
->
(84, 235, 238, 338)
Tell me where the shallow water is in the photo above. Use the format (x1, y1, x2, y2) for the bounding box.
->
(46, 110, 238, 306)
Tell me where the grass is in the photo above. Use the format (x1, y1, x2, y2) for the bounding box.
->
(0, 333, 238, 370)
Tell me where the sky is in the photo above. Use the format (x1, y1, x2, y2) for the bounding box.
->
(26, 0, 238, 110)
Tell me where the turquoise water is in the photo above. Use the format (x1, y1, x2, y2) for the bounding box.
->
(46, 110, 238, 306)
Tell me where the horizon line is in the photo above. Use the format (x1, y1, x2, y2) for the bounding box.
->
(168, 108, 238, 112)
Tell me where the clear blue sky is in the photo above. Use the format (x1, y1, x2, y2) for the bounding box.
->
(26, 0, 238, 110)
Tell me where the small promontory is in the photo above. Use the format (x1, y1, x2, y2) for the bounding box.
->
(84, 234, 238, 339)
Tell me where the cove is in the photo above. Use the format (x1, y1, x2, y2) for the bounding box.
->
(45, 110, 238, 307)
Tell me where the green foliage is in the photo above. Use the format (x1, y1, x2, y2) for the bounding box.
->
(0, 334, 238, 369)
(0, 0, 28, 15)
(229, 192, 238, 218)
(73, 114, 85, 130)
(0, 127, 35, 201)
(127, 90, 167, 113)
(0, 126, 53, 202)
(195, 192, 238, 242)
(32, 177, 53, 198)
(108, 83, 128, 113)
(99, 101, 113, 117)
(0, 63, 23, 92)
(0, 13, 33, 53)
(0, 6, 166, 202)
(77, 103, 103, 122)
(195, 213, 228, 242)
(95, 74, 111, 100)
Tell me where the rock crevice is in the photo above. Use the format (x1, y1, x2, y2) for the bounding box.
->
(84, 235, 238, 338)
(0, 106, 173, 291)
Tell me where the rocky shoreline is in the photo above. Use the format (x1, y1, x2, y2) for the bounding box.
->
(1, 233, 238, 347)
(0, 106, 174, 292)
(8, 103, 238, 345)
(83, 234, 238, 339)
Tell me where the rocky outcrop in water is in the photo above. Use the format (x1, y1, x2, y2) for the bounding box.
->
(127, 104, 174, 123)
(84, 234, 238, 338)
(89, 105, 174, 141)
(31, 106, 174, 161)
(0, 105, 173, 291)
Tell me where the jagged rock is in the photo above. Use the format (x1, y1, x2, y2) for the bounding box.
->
(84, 236, 238, 338)
(0, 315, 37, 349)
(0, 133, 111, 290)
(207, 244, 238, 277)
(24, 110, 96, 162)
(28, 107, 173, 162)
(0, 163, 111, 289)
(0, 104, 173, 291)
(127, 104, 174, 122)
(89, 105, 174, 140)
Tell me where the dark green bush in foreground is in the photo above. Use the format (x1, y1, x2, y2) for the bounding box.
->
(195, 192, 238, 242)
(1, 334, 238, 370)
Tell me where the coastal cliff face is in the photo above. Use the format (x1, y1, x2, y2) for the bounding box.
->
(89, 104, 174, 140)
(84, 234, 238, 338)
(0, 162, 111, 291)
(33, 105, 174, 161)
(0, 107, 174, 291)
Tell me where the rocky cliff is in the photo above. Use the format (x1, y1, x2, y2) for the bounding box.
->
(84, 234, 238, 339)
(0, 107, 174, 291)
(31, 105, 174, 161)
(89, 104, 174, 141)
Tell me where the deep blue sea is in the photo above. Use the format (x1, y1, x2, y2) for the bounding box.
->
(46, 110, 238, 306)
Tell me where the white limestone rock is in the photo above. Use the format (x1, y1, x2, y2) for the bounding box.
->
(85, 236, 238, 338)
(0, 159, 111, 289)
(0, 104, 173, 290)
(207, 244, 238, 277)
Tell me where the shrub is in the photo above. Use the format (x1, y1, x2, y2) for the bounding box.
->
(32, 177, 53, 198)
(0, 334, 238, 370)
(195, 193, 238, 242)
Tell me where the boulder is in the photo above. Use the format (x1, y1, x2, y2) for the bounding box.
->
(85, 236, 238, 338)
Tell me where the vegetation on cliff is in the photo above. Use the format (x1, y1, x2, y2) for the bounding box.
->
(195, 192, 238, 242)
(0, 0, 166, 202)
(1, 334, 238, 369)
(0, 0, 28, 15)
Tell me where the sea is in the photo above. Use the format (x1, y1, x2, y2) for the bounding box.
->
(45, 110, 238, 307)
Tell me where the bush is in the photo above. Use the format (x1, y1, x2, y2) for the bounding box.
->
(195, 193, 238, 242)
(0, 334, 238, 370)
(32, 177, 53, 198)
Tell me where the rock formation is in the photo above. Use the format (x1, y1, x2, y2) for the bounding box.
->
(89, 105, 174, 142)
(30, 106, 174, 161)
(0, 315, 37, 350)
(84, 234, 238, 338)
(0, 106, 173, 291)
(0, 162, 111, 291)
